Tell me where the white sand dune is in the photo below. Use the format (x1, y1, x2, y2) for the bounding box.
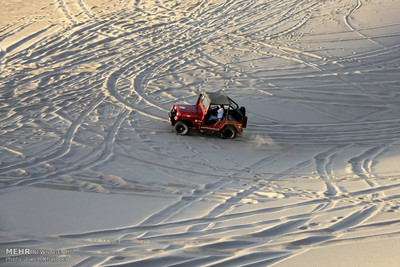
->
(1, 0, 400, 266)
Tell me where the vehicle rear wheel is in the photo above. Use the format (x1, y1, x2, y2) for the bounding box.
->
(220, 126, 236, 139)
(174, 121, 190, 135)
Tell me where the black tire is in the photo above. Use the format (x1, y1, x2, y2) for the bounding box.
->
(220, 126, 236, 139)
(174, 121, 190, 135)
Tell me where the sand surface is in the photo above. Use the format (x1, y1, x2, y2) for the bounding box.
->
(1, 0, 400, 266)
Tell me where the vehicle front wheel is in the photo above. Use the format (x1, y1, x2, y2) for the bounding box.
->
(220, 126, 236, 139)
(174, 121, 190, 135)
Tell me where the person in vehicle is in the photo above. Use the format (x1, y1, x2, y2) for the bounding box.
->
(217, 105, 224, 121)
(206, 105, 224, 124)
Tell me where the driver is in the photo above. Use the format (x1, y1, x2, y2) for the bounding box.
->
(217, 105, 224, 121)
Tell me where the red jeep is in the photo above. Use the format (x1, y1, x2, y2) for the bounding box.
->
(168, 92, 247, 139)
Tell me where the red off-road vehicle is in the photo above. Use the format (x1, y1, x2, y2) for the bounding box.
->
(168, 92, 247, 139)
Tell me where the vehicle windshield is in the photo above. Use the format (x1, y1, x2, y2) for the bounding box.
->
(200, 94, 210, 110)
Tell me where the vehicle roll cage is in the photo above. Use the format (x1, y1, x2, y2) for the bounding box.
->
(197, 92, 239, 110)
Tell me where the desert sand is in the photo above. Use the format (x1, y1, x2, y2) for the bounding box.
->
(1, 0, 400, 266)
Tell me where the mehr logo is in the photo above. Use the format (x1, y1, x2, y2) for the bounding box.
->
(6, 248, 31, 255)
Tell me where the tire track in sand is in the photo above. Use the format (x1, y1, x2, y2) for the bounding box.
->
(2, 107, 131, 190)
(0, 93, 105, 176)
